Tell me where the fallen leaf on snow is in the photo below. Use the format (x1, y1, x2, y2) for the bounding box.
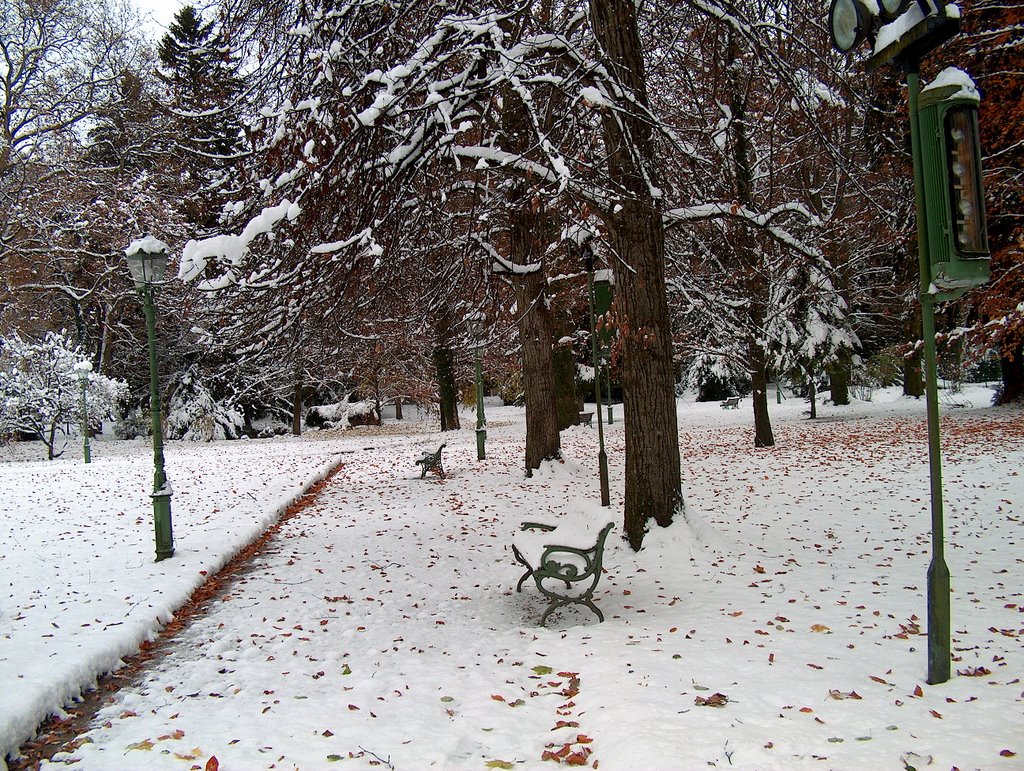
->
(694, 693, 729, 707)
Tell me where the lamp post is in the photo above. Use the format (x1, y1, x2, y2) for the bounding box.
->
(582, 241, 610, 507)
(593, 269, 615, 425)
(125, 235, 174, 562)
(470, 312, 487, 461)
(74, 360, 92, 463)
(829, 0, 990, 685)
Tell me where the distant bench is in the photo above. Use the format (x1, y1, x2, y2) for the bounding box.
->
(578, 411, 594, 425)
(512, 521, 615, 625)
(720, 396, 740, 409)
(414, 443, 446, 479)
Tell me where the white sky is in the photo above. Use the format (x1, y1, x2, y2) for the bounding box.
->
(133, 0, 187, 35)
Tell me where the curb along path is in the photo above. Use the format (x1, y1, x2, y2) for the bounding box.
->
(12, 460, 350, 769)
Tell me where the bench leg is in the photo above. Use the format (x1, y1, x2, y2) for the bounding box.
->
(419, 464, 427, 479)
(516, 568, 533, 593)
(539, 596, 604, 626)
(511, 544, 533, 592)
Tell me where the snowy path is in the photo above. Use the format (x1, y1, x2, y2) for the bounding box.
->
(35, 400, 1024, 770)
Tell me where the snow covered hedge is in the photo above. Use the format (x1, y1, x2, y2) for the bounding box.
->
(0, 332, 126, 459)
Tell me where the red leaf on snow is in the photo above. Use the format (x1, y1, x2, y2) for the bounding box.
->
(205, 757, 219, 771)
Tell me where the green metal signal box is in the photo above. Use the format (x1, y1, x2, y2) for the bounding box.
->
(593, 269, 615, 348)
(918, 78, 990, 300)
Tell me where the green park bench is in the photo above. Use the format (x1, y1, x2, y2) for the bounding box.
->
(414, 443, 446, 479)
(512, 521, 615, 625)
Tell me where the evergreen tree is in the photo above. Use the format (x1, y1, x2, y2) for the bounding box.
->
(157, 5, 246, 232)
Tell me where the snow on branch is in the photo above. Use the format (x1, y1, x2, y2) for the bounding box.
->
(664, 201, 822, 258)
(178, 200, 301, 290)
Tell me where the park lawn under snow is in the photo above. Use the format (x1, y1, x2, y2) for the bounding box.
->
(2, 390, 1022, 770)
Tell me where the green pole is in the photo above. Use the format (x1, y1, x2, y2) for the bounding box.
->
(79, 373, 91, 464)
(144, 284, 174, 562)
(586, 260, 611, 507)
(605, 353, 613, 424)
(475, 344, 486, 461)
(907, 61, 951, 684)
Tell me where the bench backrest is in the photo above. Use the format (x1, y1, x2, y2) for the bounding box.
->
(538, 521, 614, 580)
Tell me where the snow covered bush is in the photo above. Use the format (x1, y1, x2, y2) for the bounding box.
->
(681, 354, 750, 402)
(306, 399, 380, 429)
(165, 370, 244, 442)
(0, 332, 126, 459)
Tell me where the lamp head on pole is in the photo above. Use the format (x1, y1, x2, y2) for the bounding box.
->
(125, 234, 172, 289)
(579, 240, 595, 273)
(74, 360, 93, 383)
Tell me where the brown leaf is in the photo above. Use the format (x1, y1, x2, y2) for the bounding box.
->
(695, 692, 729, 707)
(913, 684, 924, 697)
(828, 689, 862, 700)
(957, 666, 992, 677)
(205, 757, 219, 771)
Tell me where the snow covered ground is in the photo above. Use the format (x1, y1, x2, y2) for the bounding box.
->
(2, 388, 1022, 770)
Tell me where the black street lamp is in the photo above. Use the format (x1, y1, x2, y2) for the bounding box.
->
(581, 240, 610, 507)
(125, 235, 174, 562)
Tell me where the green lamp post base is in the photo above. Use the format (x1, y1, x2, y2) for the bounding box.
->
(153, 490, 174, 561)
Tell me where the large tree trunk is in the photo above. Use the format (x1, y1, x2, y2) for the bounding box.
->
(553, 340, 580, 430)
(904, 351, 924, 397)
(829, 360, 850, 405)
(591, 0, 682, 550)
(723, 25, 775, 447)
(750, 344, 775, 447)
(292, 367, 302, 436)
(433, 318, 460, 431)
(512, 267, 561, 471)
(503, 84, 560, 471)
(999, 344, 1024, 403)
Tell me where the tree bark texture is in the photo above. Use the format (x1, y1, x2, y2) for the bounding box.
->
(724, 26, 775, 447)
(553, 341, 580, 430)
(904, 351, 924, 397)
(503, 85, 560, 471)
(512, 264, 561, 471)
(828, 361, 850, 406)
(591, 0, 682, 550)
(1000, 344, 1023, 403)
(750, 344, 776, 447)
(433, 318, 460, 431)
(292, 366, 302, 436)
